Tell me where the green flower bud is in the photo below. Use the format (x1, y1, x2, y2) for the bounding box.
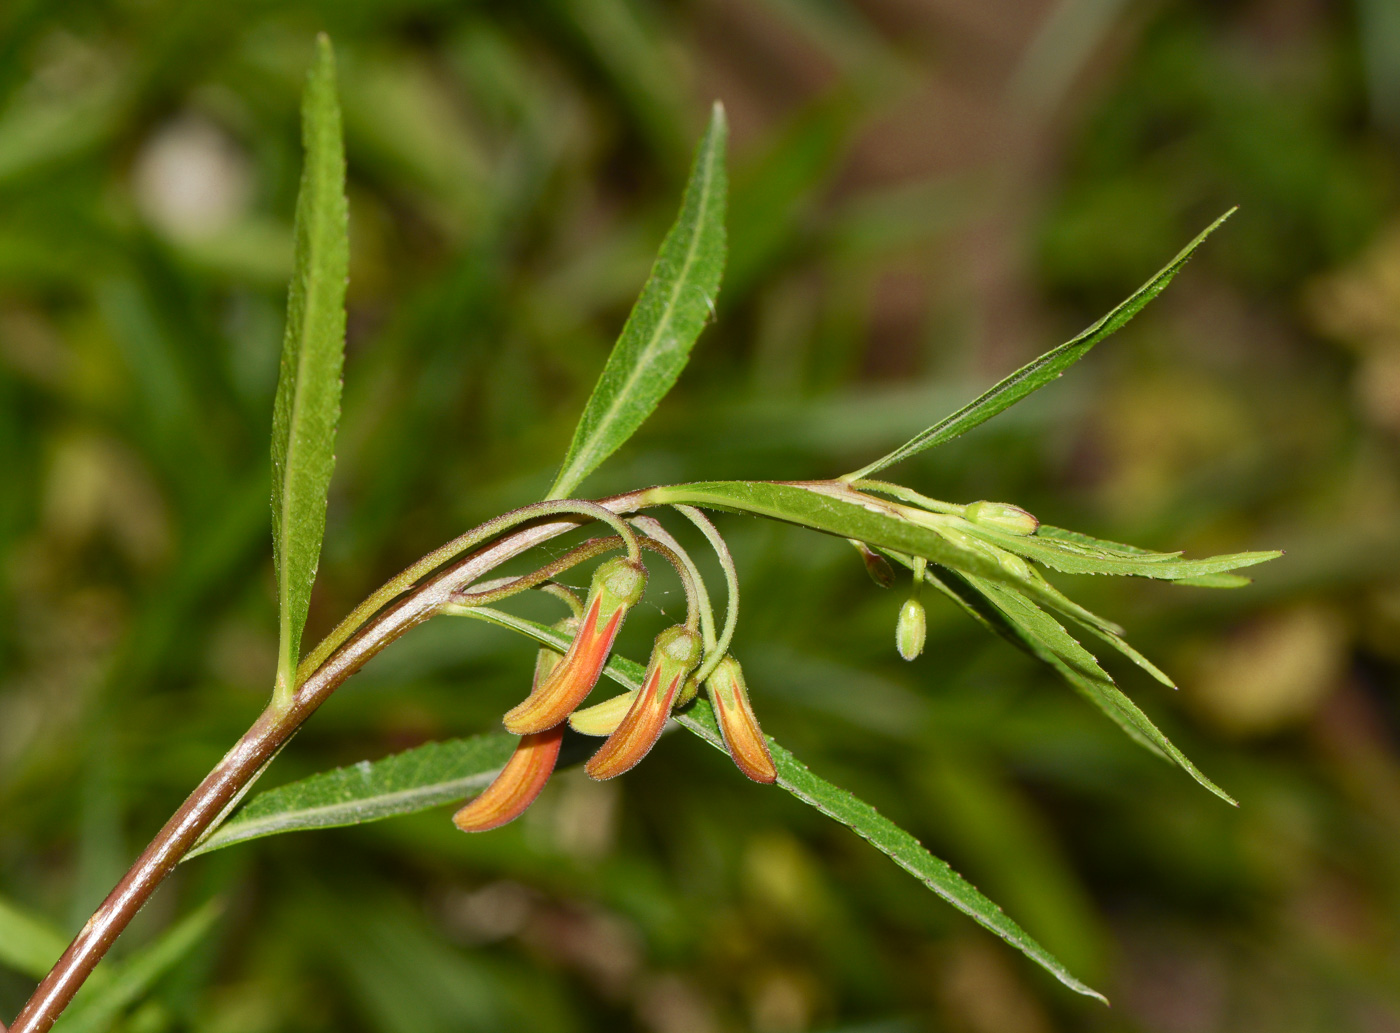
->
(675, 676, 700, 707)
(896, 596, 926, 661)
(1000, 552, 1031, 580)
(964, 500, 1039, 536)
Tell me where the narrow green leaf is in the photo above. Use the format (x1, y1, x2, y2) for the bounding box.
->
(965, 522, 1280, 580)
(962, 575, 1235, 805)
(186, 734, 518, 857)
(644, 480, 1130, 629)
(53, 902, 221, 1033)
(546, 104, 728, 499)
(270, 34, 349, 704)
(1035, 524, 1182, 559)
(843, 210, 1235, 481)
(673, 702, 1108, 1002)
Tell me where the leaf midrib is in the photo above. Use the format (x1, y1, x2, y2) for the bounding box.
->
(553, 131, 720, 496)
(195, 767, 501, 855)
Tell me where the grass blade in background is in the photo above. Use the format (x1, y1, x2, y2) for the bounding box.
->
(204, 607, 1103, 1002)
(842, 209, 1234, 481)
(270, 34, 349, 707)
(187, 735, 517, 857)
(546, 103, 727, 499)
(0, 896, 71, 980)
(52, 902, 222, 1033)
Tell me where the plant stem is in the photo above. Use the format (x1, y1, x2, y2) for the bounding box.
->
(8, 494, 645, 1033)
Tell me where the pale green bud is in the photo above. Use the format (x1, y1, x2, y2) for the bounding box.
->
(964, 501, 1039, 536)
(896, 597, 927, 661)
(999, 552, 1031, 580)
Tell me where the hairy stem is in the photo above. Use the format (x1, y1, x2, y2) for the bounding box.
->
(8, 492, 646, 1033)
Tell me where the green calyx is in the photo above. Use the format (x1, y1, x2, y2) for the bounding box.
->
(654, 625, 704, 670)
(594, 556, 648, 610)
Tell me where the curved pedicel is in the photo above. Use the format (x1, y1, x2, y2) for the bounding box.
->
(452, 726, 565, 832)
(586, 626, 702, 779)
(503, 557, 646, 734)
(705, 656, 776, 783)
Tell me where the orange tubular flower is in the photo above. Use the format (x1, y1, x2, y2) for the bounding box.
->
(453, 725, 565, 832)
(705, 656, 776, 783)
(504, 557, 646, 735)
(586, 626, 702, 780)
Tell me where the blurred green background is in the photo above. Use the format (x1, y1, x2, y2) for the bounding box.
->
(2, 1, 1399, 1030)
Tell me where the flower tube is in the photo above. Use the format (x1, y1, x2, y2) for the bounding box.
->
(453, 726, 565, 832)
(705, 656, 776, 783)
(586, 626, 702, 779)
(504, 557, 646, 734)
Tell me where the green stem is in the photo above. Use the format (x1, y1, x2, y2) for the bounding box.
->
(672, 505, 739, 684)
(297, 499, 642, 684)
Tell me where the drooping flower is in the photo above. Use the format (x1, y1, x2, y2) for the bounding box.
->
(454, 622, 578, 832)
(504, 556, 646, 734)
(586, 625, 702, 779)
(704, 655, 776, 783)
(453, 726, 565, 832)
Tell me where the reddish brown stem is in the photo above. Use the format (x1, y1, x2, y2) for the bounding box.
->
(8, 495, 644, 1033)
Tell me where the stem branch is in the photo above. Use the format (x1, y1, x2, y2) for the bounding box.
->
(9, 492, 645, 1033)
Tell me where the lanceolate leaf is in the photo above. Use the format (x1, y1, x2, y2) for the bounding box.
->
(957, 574, 1235, 805)
(199, 607, 1105, 1003)
(186, 734, 517, 857)
(547, 104, 728, 500)
(642, 481, 1275, 619)
(270, 34, 349, 704)
(963, 521, 1279, 579)
(842, 210, 1235, 481)
(671, 701, 1107, 1002)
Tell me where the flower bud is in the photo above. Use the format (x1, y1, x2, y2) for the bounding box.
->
(705, 656, 776, 783)
(964, 500, 1039, 536)
(896, 596, 926, 661)
(586, 626, 702, 780)
(851, 540, 895, 588)
(675, 676, 700, 707)
(453, 725, 564, 832)
(504, 557, 646, 734)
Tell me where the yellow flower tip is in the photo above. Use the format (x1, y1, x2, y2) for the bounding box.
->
(706, 656, 776, 784)
(453, 726, 563, 833)
(585, 626, 701, 780)
(568, 690, 635, 736)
